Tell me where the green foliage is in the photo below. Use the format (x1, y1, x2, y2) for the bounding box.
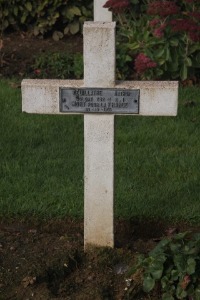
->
(0, 0, 92, 38)
(32, 52, 83, 79)
(32, 51, 131, 80)
(132, 233, 200, 299)
(113, 0, 200, 81)
(116, 43, 133, 80)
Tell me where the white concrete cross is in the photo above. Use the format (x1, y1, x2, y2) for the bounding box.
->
(22, 0, 178, 249)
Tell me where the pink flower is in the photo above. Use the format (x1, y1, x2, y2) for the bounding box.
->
(153, 24, 166, 38)
(103, 0, 130, 12)
(189, 32, 200, 42)
(147, 1, 180, 17)
(149, 19, 160, 27)
(170, 18, 200, 41)
(34, 69, 41, 75)
(135, 53, 157, 74)
(153, 28, 164, 38)
(188, 12, 200, 21)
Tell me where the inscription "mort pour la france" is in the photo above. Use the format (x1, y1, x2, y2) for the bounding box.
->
(60, 88, 140, 114)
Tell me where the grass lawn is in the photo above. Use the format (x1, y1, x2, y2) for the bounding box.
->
(0, 80, 200, 222)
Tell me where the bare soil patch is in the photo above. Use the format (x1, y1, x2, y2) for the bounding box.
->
(1, 218, 199, 299)
(0, 32, 83, 78)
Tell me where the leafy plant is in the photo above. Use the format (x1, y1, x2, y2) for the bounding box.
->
(32, 52, 83, 79)
(104, 0, 200, 81)
(32, 50, 140, 80)
(0, 0, 92, 38)
(130, 232, 200, 299)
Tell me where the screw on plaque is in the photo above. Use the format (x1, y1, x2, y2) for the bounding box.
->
(134, 99, 138, 103)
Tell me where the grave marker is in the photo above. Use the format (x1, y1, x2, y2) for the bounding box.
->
(22, 0, 178, 249)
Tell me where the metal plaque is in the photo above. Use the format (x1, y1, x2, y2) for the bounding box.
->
(60, 88, 140, 114)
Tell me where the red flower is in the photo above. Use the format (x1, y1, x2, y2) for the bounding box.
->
(189, 32, 200, 42)
(170, 18, 200, 41)
(34, 69, 41, 75)
(147, 1, 180, 17)
(180, 275, 191, 290)
(135, 53, 157, 74)
(188, 12, 200, 21)
(152, 23, 166, 38)
(149, 19, 160, 27)
(103, 0, 130, 12)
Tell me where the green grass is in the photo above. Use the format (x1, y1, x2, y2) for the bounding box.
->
(0, 80, 200, 222)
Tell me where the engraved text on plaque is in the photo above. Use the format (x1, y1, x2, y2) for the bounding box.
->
(60, 88, 140, 114)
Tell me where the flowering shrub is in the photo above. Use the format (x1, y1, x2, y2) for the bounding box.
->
(147, 1, 180, 16)
(103, 0, 130, 12)
(104, 0, 200, 80)
(135, 53, 157, 74)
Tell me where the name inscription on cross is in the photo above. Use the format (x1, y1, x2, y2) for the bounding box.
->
(22, 0, 178, 249)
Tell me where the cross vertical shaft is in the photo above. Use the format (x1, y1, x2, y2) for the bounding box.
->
(94, 0, 112, 22)
(83, 2, 115, 248)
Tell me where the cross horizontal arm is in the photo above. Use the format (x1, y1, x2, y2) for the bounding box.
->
(22, 79, 178, 116)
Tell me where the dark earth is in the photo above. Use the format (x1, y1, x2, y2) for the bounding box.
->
(1, 32, 200, 300)
(0, 32, 83, 79)
(2, 217, 200, 300)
